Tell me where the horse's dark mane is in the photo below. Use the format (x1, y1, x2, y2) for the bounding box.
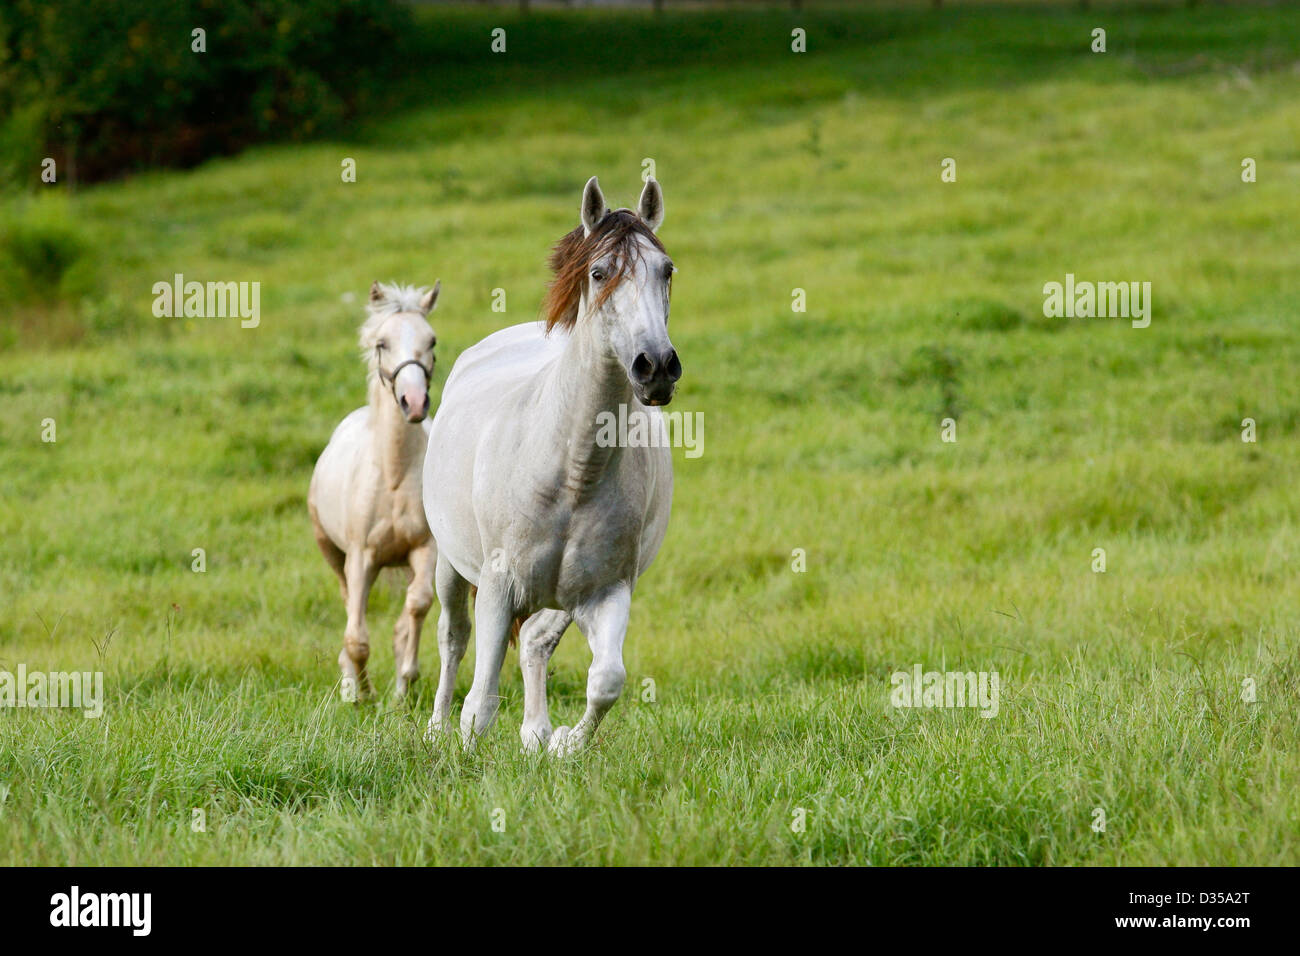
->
(544, 209, 666, 333)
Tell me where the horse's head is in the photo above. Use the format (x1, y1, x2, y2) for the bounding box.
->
(545, 176, 680, 406)
(360, 281, 439, 422)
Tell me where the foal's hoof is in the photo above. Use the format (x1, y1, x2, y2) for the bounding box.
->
(394, 672, 420, 701)
(340, 677, 374, 703)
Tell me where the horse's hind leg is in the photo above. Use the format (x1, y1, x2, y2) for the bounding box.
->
(549, 584, 631, 756)
(427, 554, 471, 737)
(340, 550, 379, 702)
(393, 543, 436, 700)
(518, 609, 571, 752)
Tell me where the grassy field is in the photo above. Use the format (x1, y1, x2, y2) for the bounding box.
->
(2, 2, 1299, 865)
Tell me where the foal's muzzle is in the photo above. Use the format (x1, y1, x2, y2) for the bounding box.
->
(631, 348, 681, 406)
(398, 388, 430, 422)
(378, 354, 434, 422)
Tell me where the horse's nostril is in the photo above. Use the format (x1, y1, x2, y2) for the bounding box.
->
(664, 349, 682, 382)
(632, 352, 655, 381)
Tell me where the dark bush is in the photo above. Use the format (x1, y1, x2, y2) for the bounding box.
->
(0, 0, 414, 184)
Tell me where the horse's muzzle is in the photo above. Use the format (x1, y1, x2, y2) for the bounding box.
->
(631, 348, 681, 406)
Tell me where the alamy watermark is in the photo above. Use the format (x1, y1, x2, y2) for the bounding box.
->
(890, 664, 999, 718)
(50, 886, 150, 936)
(595, 404, 703, 458)
(152, 273, 260, 327)
(0, 665, 104, 718)
(1042, 273, 1151, 328)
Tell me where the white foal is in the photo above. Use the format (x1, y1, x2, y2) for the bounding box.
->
(422, 176, 679, 754)
(309, 281, 440, 701)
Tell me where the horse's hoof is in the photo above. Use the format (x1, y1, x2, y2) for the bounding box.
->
(547, 726, 581, 756)
(520, 724, 552, 753)
(423, 717, 452, 743)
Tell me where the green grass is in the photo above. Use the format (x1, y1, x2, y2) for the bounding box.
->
(2, 1, 1299, 865)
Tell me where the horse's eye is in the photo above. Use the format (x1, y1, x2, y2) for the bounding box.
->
(591, 268, 606, 282)
(664, 264, 675, 280)
(377, 341, 388, 350)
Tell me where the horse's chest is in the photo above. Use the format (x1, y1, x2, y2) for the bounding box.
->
(510, 498, 640, 603)
(367, 485, 429, 563)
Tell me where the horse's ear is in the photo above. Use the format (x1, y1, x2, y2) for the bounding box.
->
(581, 176, 606, 236)
(419, 280, 440, 315)
(638, 178, 664, 232)
(369, 281, 384, 304)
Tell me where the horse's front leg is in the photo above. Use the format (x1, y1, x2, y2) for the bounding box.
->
(393, 543, 436, 699)
(340, 550, 379, 702)
(459, 579, 517, 746)
(427, 554, 470, 737)
(518, 609, 572, 752)
(548, 584, 631, 756)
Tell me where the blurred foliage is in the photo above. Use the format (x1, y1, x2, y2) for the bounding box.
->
(0, 194, 88, 297)
(0, 0, 414, 185)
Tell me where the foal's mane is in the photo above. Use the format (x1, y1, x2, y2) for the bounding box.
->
(544, 209, 666, 333)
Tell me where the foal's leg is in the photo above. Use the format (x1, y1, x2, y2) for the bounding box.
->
(340, 550, 380, 702)
(393, 543, 436, 699)
(427, 555, 470, 737)
(314, 533, 348, 603)
(548, 584, 631, 756)
(518, 609, 572, 752)
(459, 580, 517, 746)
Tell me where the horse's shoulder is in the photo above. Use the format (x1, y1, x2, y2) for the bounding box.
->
(329, 405, 371, 441)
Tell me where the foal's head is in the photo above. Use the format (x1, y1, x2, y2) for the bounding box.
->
(545, 176, 681, 406)
(359, 281, 439, 422)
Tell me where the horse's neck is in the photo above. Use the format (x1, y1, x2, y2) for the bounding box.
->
(368, 380, 424, 490)
(541, 316, 632, 499)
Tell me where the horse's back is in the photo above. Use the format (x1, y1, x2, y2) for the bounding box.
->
(441, 321, 563, 401)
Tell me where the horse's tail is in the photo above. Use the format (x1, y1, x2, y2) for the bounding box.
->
(468, 585, 521, 647)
